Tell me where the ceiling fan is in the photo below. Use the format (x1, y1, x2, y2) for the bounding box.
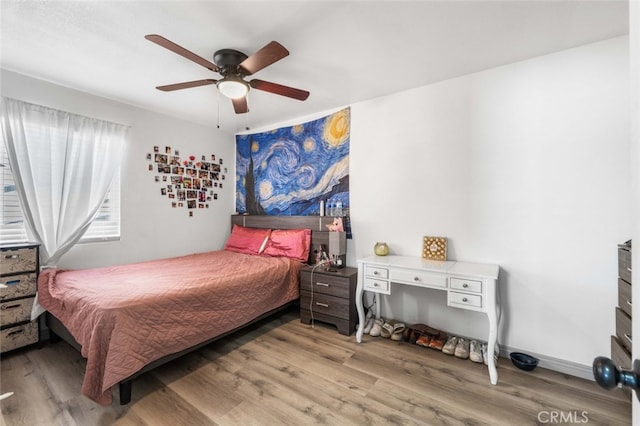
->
(145, 34, 310, 114)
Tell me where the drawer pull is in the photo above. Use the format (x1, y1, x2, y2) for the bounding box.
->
(373, 271, 379, 276)
(624, 334, 632, 344)
(315, 302, 329, 308)
(315, 282, 330, 287)
(627, 267, 632, 273)
(7, 329, 24, 337)
(414, 277, 420, 282)
(462, 283, 469, 288)
(4, 279, 21, 286)
(462, 297, 468, 303)
(1, 303, 21, 310)
(4, 254, 19, 259)
(627, 300, 633, 307)
(373, 282, 379, 287)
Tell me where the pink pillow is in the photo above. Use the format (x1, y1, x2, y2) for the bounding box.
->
(224, 225, 271, 255)
(262, 228, 312, 262)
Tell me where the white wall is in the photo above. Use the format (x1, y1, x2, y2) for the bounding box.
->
(1, 69, 236, 268)
(347, 36, 631, 369)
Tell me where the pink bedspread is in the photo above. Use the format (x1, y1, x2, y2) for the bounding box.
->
(37, 250, 301, 405)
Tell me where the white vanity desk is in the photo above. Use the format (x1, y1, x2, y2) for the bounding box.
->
(355, 255, 501, 385)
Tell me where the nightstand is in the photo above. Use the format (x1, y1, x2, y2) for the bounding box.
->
(300, 266, 358, 335)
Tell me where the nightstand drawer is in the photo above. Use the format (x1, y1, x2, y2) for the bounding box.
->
(300, 291, 350, 319)
(300, 271, 350, 299)
(1, 296, 34, 326)
(0, 247, 37, 275)
(450, 277, 482, 293)
(448, 291, 482, 309)
(365, 265, 388, 279)
(0, 321, 38, 353)
(611, 335, 631, 370)
(0, 273, 37, 301)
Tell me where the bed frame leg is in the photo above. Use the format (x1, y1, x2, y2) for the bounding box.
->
(119, 380, 132, 405)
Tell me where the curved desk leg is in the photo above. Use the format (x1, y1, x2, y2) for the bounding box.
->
(355, 262, 365, 343)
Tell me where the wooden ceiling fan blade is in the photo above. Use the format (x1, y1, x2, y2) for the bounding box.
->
(239, 41, 289, 76)
(156, 79, 217, 92)
(232, 97, 249, 114)
(145, 34, 219, 72)
(249, 79, 310, 101)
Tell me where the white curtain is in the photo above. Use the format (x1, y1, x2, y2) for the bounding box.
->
(1, 98, 128, 316)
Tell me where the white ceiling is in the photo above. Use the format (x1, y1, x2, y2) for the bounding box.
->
(0, 1, 629, 134)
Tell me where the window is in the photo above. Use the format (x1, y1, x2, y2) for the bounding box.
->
(0, 136, 121, 245)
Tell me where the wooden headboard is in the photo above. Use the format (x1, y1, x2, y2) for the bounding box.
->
(230, 215, 340, 264)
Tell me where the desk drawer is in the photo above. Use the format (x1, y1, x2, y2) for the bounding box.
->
(448, 291, 482, 309)
(365, 265, 388, 279)
(616, 307, 632, 353)
(300, 291, 350, 320)
(0, 247, 37, 275)
(364, 277, 389, 294)
(450, 277, 482, 293)
(618, 278, 632, 317)
(0, 321, 38, 353)
(392, 269, 446, 289)
(300, 271, 350, 299)
(1, 296, 34, 326)
(0, 273, 37, 301)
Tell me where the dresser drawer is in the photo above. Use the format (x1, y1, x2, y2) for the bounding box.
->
(618, 278, 632, 317)
(618, 247, 632, 284)
(0, 247, 38, 275)
(391, 269, 447, 289)
(365, 265, 388, 279)
(450, 277, 482, 293)
(0, 321, 38, 353)
(0, 273, 37, 302)
(1, 296, 34, 326)
(448, 291, 482, 309)
(611, 335, 631, 370)
(300, 271, 351, 299)
(300, 291, 350, 320)
(616, 307, 632, 353)
(364, 277, 389, 294)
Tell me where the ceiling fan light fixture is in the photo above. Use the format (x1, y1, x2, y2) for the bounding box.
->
(217, 77, 249, 99)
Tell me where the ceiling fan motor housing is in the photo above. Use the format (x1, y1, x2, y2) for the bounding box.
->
(214, 49, 248, 74)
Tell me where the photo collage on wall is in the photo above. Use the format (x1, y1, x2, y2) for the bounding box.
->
(147, 145, 227, 217)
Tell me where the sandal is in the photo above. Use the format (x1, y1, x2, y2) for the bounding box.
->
(380, 319, 396, 338)
(369, 318, 385, 337)
(390, 322, 406, 341)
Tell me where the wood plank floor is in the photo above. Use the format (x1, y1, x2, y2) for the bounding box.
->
(0, 307, 631, 425)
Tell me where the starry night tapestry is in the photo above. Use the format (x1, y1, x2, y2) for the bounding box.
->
(236, 107, 350, 216)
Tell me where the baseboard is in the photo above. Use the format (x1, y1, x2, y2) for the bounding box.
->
(499, 345, 594, 381)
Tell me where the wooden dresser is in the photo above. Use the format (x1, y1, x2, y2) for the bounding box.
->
(300, 266, 358, 335)
(0, 243, 40, 354)
(611, 240, 632, 376)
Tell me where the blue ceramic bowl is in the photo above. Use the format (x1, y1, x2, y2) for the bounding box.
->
(510, 352, 539, 371)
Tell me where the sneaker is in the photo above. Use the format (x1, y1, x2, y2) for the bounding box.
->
(469, 340, 483, 363)
(369, 317, 384, 337)
(482, 344, 498, 366)
(454, 338, 470, 359)
(442, 336, 458, 355)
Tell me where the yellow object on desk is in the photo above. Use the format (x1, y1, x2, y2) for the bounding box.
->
(422, 236, 447, 261)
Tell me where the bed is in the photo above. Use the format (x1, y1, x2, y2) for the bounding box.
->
(39, 215, 336, 405)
